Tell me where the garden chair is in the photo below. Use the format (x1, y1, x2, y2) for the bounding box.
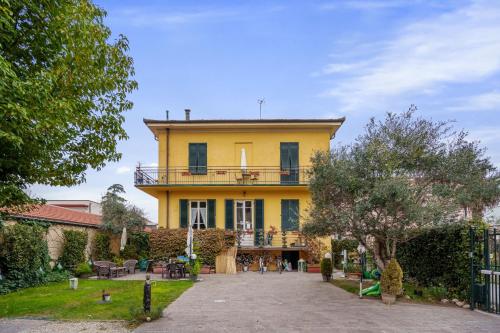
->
(124, 259, 138, 274)
(94, 261, 116, 279)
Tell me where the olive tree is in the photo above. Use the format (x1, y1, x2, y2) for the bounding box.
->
(304, 107, 500, 270)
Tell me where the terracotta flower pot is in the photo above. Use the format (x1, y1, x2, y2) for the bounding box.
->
(382, 293, 396, 305)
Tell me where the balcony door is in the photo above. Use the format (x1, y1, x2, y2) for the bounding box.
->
(280, 142, 299, 184)
(236, 200, 253, 246)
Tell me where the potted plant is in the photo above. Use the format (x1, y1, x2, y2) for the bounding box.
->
(138, 256, 149, 272)
(346, 263, 362, 279)
(380, 258, 403, 305)
(189, 259, 201, 282)
(320, 258, 332, 282)
(75, 262, 93, 278)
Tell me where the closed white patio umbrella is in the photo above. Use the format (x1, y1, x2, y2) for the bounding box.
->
(120, 227, 127, 251)
(241, 148, 247, 172)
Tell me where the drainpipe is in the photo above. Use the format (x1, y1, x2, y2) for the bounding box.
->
(166, 128, 170, 228)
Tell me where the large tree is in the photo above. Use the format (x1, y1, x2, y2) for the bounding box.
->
(304, 107, 500, 270)
(0, 0, 137, 210)
(101, 184, 147, 233)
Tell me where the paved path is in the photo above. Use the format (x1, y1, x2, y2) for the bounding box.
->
(0, 319, 129, 333)
(135, 272, 500, 333)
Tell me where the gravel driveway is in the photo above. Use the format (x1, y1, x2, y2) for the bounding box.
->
(134, 272, 500, 333)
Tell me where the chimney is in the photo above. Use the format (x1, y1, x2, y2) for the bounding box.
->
(185, 109, 191, 121)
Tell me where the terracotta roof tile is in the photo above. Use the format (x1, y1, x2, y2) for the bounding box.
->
(16, 204, 101, 227)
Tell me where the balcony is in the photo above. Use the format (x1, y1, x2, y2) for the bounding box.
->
(134, 166, 310, 186)
(236, 229, 309, 250)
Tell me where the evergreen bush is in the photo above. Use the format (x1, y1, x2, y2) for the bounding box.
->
(396, 224, 470, 299)
(0, 224, 51, 294)
(381, 259, 403, 296)
(93, 233, 111, 260)
(320, 258, 332, 276)
(60, 230, 87, 271)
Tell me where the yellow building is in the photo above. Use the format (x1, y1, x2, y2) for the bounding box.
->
(135, 110, 344, 269)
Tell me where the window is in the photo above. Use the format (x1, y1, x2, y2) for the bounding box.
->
(280, 142, 299, 184)
(236, 200, 253, 231)
(281, 199, 299, 231)
(189, 143, 207, 174)
(190, 200, 207, 229)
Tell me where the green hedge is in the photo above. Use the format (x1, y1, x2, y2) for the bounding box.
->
(149, 229, 236, 266)
(59, 230, 87, 271)
(0, 224, 51, 293)
(121, 231, 150, 259)
(93, 233, 111, 260)
(397, 224, 470, 299)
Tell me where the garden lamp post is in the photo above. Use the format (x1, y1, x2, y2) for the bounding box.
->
(357, 244, 366, 299)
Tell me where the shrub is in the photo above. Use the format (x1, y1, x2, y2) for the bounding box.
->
(60, 230, 87, 271)
(93, 233, 111, 260)
(396, 224, 470, 299)
(381, 259, 403, 296)
(121, 232, 150, 259)
(188, 259, 201, 276)
(45, 270, 70, 282)
(0, 223, 51, 294)
(129, 305, 163, 323)
(75, 262, 92, 277)
(149, 229, 235, 266)
(320, 258, 332, 276)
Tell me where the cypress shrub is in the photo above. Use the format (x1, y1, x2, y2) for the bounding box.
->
(60, 230, 87, 271)
(381, 259, 403, 295)
(397, 224, 470, 299)
(320, 258, 332, 275)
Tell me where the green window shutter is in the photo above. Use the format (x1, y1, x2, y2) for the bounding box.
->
(198, 143, 207, 174)
(255, 199, 264, 230)
(180, 199, 188, 228)
(289, 143, 298, 168)
(280, 143, 290, 169)
(281, 199, 289, 231)
(254, 199, 264, 246)
(188, 143, 197, 174)
(281, 199, 299, 231)
(289, 200, 299, 231)
(189, 143, 207, 175)
(225, 199, 234, 230)
(207, 199, 216, 228)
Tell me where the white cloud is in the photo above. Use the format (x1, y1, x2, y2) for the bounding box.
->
(321, 0, 500, 113)
(320, 1, 422, 11)
(467, 127, 500, 145)
(447, 91, 500, 112)
(116, 166, 131, 174)
(114, 7, 239, 27)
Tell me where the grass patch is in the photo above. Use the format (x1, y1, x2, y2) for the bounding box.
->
(331, 279, 448, 304)
(0, 279, 192, 320)
(331, 278, 375, 296)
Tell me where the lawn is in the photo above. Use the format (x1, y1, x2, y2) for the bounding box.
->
(331, 278, 376, 296)
(0, 279, 192, 320)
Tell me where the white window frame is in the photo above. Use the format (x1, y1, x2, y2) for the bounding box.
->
(235, 200, 254, 231)
(190, 200, 207, 229)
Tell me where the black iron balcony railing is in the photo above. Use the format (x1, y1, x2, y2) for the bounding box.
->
(134, 166, 310, 186)
(236, 229, 308, 249)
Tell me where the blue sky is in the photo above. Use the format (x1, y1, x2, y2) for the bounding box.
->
(31, 0, 500, 222)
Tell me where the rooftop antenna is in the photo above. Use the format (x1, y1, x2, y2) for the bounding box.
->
(165, 110, 169, 120)
(257, 98, 265, 119)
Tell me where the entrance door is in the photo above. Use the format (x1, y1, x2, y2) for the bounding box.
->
(236, 200, 253, 246)
(282, 251, 299, 270)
